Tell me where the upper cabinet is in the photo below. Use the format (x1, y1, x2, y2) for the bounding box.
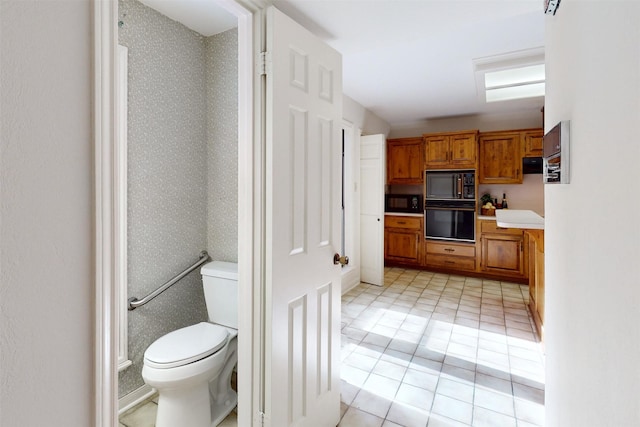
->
(424, 130, 478, 169)
(386, 137, 424, 184)
(522, 129, 544, 157)
(478, 131, 522, 184)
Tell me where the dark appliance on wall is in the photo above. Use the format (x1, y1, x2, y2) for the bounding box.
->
(523, 157, 543, 174)
(424, 170, 476, 242)
(424, 200, 476, 242)
(425, 170, 475, 200)
(543, 120, 570, 184)
(385, 194, 423, 214)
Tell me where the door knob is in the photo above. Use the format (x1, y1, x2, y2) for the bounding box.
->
(333, 253, 349, 266)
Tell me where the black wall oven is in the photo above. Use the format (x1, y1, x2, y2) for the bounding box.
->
(424, 200, 476, 242)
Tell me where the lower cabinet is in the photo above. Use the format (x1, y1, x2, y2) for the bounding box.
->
(526, 230, 545, 339)
(478, 219, 527, 280)
(424, 241, 476, 272)
(384, 215, 423, 266)
(384, 217, 530, 284)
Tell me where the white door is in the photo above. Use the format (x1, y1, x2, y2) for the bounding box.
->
(264, 7, 342, 427)
(360, 134, 385, 286)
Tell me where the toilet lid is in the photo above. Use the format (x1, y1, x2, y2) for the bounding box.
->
(144, 322, 229, 369)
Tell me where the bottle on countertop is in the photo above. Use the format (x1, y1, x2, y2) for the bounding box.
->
(502, 193, 508, 209)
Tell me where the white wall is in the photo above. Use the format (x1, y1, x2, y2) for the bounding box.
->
(343, 94, 391, 137)
(544, 2, 640, 426)
(0, 1, 93, 425)
(388, 109, 542, 138)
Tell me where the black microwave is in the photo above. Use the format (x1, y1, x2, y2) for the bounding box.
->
(385, 194, 423, 213)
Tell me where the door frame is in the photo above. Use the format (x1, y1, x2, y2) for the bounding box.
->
(93, 0, 267, 425)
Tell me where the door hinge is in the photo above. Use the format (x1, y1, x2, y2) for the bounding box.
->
(255, 411, 269, 427)
(259, 51, 270, 76)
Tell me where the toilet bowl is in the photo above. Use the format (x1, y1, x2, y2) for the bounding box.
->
(141, 261, 239, 427)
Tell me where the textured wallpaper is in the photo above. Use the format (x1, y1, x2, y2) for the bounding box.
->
(118, 0, 238, 397)
(206, 30, 238, 263)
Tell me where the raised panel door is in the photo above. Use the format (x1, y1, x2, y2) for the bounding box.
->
(424, 135, 450, 168)
(387, 138, 424, 184)
(479, 132, 522, 184)
(266, 7, 342, 426)
(384, 229, 421, 264)
(449, 132, 477, 167)
(522, 129, 544, 157)
(481, 233, 524, 276)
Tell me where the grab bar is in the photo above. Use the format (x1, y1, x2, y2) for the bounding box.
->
(128, 250, 210, 311)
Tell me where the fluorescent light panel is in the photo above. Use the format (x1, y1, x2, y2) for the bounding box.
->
(483, 63, 545, 102)
(486, 82, 545, 102)
(485, 64, 545, 89)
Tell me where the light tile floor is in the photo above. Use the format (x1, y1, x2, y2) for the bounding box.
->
(119, 395, 237, 427)
(338, 268, 545, 427)
(121, 267, 544, 427)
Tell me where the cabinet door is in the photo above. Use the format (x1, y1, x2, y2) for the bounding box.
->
(449, 132, 477, 167)
(387, 138, 424, 184)
(384, 229, 421, 264)
(424, 135, 451, 168)
(480, 233, 524, 276)
(522, 129, 544, 157)
(479, 132, 522, 184)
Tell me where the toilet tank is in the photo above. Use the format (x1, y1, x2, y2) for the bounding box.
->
(200, 261, 238, 329)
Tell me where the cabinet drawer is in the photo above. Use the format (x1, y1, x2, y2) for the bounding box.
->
(426, 241, 475, 257)
(480, 220, 523, 235)
(385, 216, 422, 230)
(426, 254, 476, 271)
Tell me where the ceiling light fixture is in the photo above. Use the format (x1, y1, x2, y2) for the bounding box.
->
(473, 48, 545, 103)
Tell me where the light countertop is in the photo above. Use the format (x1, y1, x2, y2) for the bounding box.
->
(495, 209, 544, 230)
(385, 212, 424, 217)
(477, 215, 497, 221)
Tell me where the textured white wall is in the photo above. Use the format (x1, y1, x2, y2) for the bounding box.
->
(544, 2, 640, 426)
(343, 94, 391, 137)
(388, 109, 543, 138)
(0, 0, 93, 425)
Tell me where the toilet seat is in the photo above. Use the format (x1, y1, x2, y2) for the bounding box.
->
(144, 322, 229, 369)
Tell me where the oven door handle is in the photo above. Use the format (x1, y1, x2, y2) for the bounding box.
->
(425, 207, 476, 212)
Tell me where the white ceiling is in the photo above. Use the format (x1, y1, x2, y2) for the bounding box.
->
(139, 0, 546, 128)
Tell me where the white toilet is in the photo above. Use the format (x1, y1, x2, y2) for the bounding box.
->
(142, 261, 238, 427)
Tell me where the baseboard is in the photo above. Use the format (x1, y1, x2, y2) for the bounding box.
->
(341, 266, 360, 295)
(118, 384, 157, 415)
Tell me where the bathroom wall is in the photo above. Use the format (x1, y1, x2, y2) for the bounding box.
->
(118, 0, 221, 397)
(1, 1, 93, 424)
(206, 30, 239, 263)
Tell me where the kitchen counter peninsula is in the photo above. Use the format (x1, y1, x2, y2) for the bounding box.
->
(495, 209, 544, 229)
(494, 209, 545, 340)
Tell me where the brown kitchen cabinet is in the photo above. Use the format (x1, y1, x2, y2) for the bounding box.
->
(522, 129, 544, 158)
(387, 137, 424, 184)
(478, 220, 527, 280)
(384, 215, 423, 266)
(424, 240, 476, 272)
(478, 131, 522, 184)
(526, 229, 545, 340)
(424, 131, 478, 169)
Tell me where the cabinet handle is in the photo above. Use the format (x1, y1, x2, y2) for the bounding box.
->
(444, 248, 455, 252)
(444, 260, 455, 264)
(397, 221, 406, 225)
